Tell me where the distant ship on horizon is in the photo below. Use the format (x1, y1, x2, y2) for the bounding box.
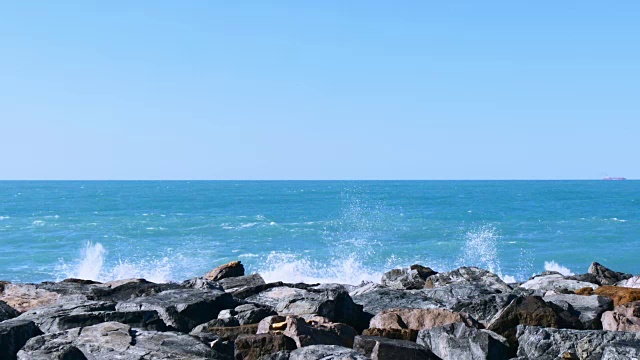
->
(603, 176, 627, 181)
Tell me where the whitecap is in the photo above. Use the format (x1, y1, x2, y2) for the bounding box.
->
(0, 216, 9, 220)
(32, 220, 45, 226)
(610, 218, 627, 223)
(544, 260, 574, 276)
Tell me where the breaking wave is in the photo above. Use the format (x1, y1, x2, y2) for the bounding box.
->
(544, 260, 574, 276)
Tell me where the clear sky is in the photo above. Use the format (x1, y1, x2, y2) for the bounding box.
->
(1, 1, 638, 180)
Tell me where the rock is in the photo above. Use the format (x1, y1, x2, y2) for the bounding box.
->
(587, 262, 632, 285)
(519, 274, 598, 293)
(116, 288, 237, 332)
(259, 351, 291, 360)
(354, 335, 438, 360)
(347, 281, 383, 297)
(449, 291, 528, 325)
(191, 323, 259, 343)
(0, 283, 60, 312)
(601, 301, 640, 332)
(87, 279, 182, 302)
(218, 274, 267, 295)
(381, 264, 437, 290)
(0, 300, 20, 321)
(543, 294, 613, 329)
(362, 327, 419, 342)
(245, 284, 365, 331)
(487, 296, 583, 348)
(591, 286, 640, 306)
(235, 303, 278, 325)
(369, 308, 480, 331)
(289, 345, 369, 360)
(424, 267, 512, 294)
(617, 275, 640, 289)
(516, 325, 640, 360)
(0, 320, 43, 360)
(234, 334, 296, 360)
(233, 282, 287, 300)
(417, 322, 510, 360)
(17, 321, 225, 359)
(352, 288, 442, 317)
(602, 343, 640, 359)
(181, 277, 225, 290)
(257, 315, 357, 348)
(205, 260, 245, 281)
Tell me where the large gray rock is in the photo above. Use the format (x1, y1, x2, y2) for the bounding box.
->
(587, 262, 632, 286)
(516, 325, 640, 360)
(347, 281, 383, 297)
(543, 294, 613, 329)
(0, 319, 43, 360)
(289, 345, 369, 360)
(0, 300, 20, 321)
(369, 308, 480, 331)
(245, 284, 364, 330)
(15, 300, 166, 333)
(602, 343, 640, 359)
(232, 303, 277, 325)
(217, 273, 266, 295)
(115, 288, 238, 332)
(354, 335, 439, 360)
(417, 322, 510, 360)
(381, 265, 437, 290)
(352, 288, 442, 317)
(617, 275, 640, 289)
(17, 321, 225, 359)
(449, 291, 527, 325)
(424, 267, 512, 294)
(519, 274, 598, 292)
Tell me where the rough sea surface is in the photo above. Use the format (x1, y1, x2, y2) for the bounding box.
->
(0, 181, 638, 284)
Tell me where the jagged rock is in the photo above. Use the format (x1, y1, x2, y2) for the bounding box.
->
(15, 300, 166, 333)
(182, 277, 225, 290)
(244, 284, 365, 331)
(235, 334, 296, 360)
(347, 281, 383, 297)
(116, 288, 237, 332)
(417, 322, 510, 360)
(205, 260, 245, 281)
(218, 274, 266, 294)
(0, 320, 43, 360)
(233, 282, 287, 300)
(352, 288, 442, 317)
(362, 328, 419, 341)
(191, 323, 259, 343)
(587, 262, 632, 285)
(381, 264, 437, 290)
(449, 290, 532, 325)
(543, 294, 613, 329)
(487, 296, 583, 349)
(0, 300, 20, 321)
(516, 325, 640, 360)
(591, 286, 640, 306)
(234, 303, 278, 325)
(257, 315, 357, 348)
(424, 267, 512, 294)
(601, 301, 640, 332)
(354, 335, 439, 360)
(17, 321, 225, 359)
(519, 274, 598, 292)
(289, 345, 369, 360)
(617, 275, 640, 288)
(87, 279, 182, 302)
(602, 344, 640, 359)
(0, 283, 60, 312)
(369, 308, 480, 331)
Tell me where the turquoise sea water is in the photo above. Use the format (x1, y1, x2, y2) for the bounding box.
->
(0, 181, 638, 284)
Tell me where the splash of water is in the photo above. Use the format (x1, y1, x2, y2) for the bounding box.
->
(544, 260, 574, 276)
(456, 225, 517, 283)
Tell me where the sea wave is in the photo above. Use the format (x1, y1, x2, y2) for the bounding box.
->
(544, 260, 574, 276)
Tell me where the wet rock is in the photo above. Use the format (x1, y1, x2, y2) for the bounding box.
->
(218, 274, 267, 295)
(182, 277, 225, 290)
(116, 288, 237, 332)
(487, 296, 583, 348)
(257, 315, 357, 348)
(381, 265, 437, 290)
(233, 282, 286, 300)
(235, 333, 296, 360)
(0, 300, 20, 321)
(519, 274, 598, 293)
(245, 284, 364, 331)
(17, 321, 225, 359)
(354, 335, 439, 360)
(617, 275, 640, 288)
(587, 262, 632, 286)
(424, 267, 512, 294)
(601, 301, 640, 332)
(417, 322, 510, 360)
(369, 308, 480, 331)
(347, 281, 383, 297)
(0, 319, 43, 360)
(0, 283, 60, 312)
(87, 279, 182, 302)
(362, 327, 419, 342)
(205, 260, 245, 281)
(516, 325, 640, 360)
(289, 345, 369, 360)
(352, 288, 442, 317)
(543, 294, 613, 329)
(591, 285, 640, 306)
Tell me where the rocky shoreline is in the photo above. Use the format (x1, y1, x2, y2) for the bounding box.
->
(1, 261, 640, 359)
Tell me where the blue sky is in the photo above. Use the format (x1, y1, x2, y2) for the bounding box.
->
(1, 1, 638, 179)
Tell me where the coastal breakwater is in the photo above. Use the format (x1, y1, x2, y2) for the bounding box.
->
(1, 261, 640, 359)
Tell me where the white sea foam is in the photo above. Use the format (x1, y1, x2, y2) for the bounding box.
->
(456, 225, 519, 283)
(32, 220, 45, 226)
(610, 218, 627, 223)
(0, 216, 9, 220)
(544, 260, 574, 276)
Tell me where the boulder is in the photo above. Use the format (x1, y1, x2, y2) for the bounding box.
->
(362, 327, 419, 342)
(218, 274, 267, 295)
(487, 296, 583, 348)
(0, 283, 60, 312)
(354, 335, 439, 360)
(0, 320, 43, 360)
(347, 281, 383, 297)
(289, 345, 369, 360)
(0, 300, 20, 321)
(424, 267, 512, 294)
(449, 291, 529, 325)
(234, 303, 278, 325)
(417, 322, 510, 360)
(543, 294, 613, 329)
(617, 275, 640, 289)
(381, 265, 437, 290)
(205, 260, 245, 281)
(369, 308, 480, 331)
(234, 334, 296, 360)
(591, 286, 640, 306)
(516, 325, 640, 360)
(191, 323, 259, 343)
(587, 262, 632, 285)
(87, 279, 182, 302)
(181, 277, 225, 290)
(257, 315, 357, 348)
(602, 344, 640, 359)
(17, 321, 225, 359)
(244, 284, 364, 331)
(601, 301, 640, 332)
(115, 288, 237, 332)
(258, 351, 291, 360)
(519, 274, 598, 293)
(352, 288, 442, 317)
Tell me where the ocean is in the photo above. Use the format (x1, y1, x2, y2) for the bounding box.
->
(0, 181, 638, 285)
